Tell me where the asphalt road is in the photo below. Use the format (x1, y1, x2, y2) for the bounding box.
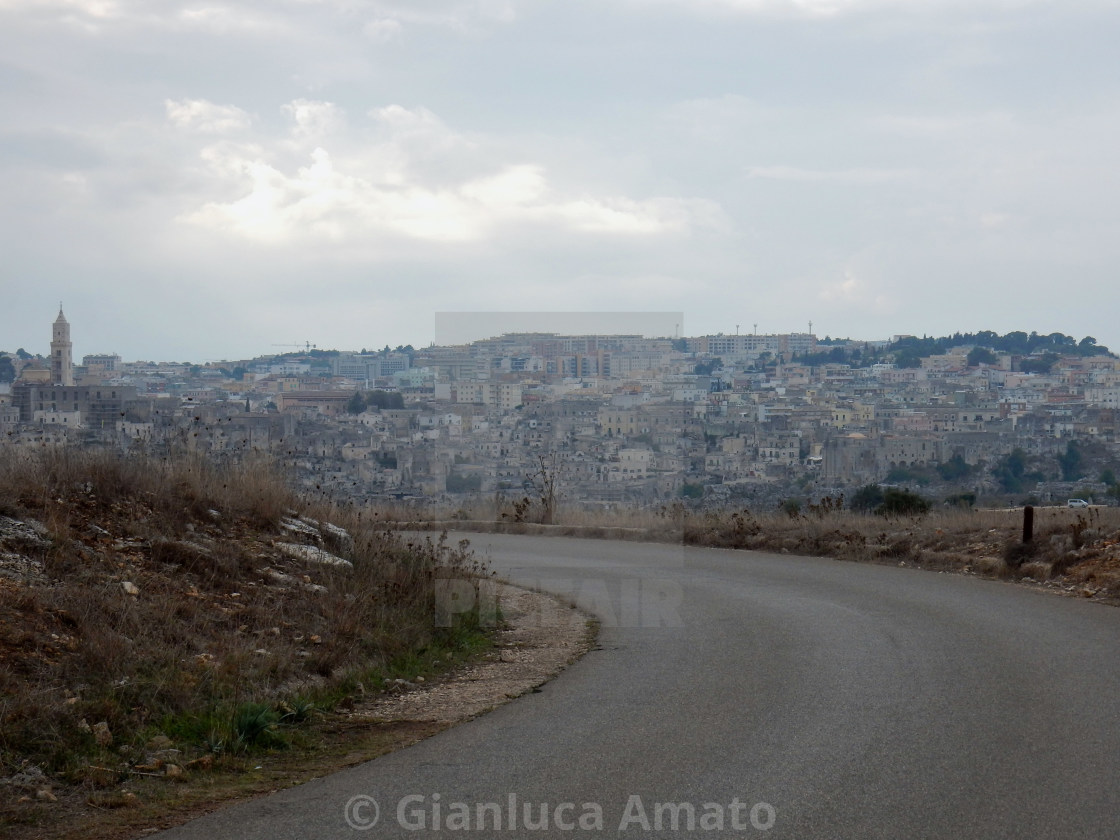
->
(156, 534, 1120, 839)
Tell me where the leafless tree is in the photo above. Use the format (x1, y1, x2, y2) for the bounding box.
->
(529, 452, 562, 524)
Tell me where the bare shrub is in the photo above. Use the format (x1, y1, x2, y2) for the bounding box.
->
(972, 555, 1008, 576)
(367, 496, 1120, 602)
(1019, 561, 1053, 581)
(1003, 540, 1038, 570)
(0, 448, 492, 780)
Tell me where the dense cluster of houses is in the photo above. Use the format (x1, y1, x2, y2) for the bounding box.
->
(4, 314, 1119, 509)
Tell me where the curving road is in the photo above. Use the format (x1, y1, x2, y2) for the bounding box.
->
(156, 534, 1120, 839)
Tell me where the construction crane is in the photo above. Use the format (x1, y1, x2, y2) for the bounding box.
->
(271, 342, 317, 352)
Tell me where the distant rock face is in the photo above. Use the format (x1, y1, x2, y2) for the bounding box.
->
(318, 521, 354, 550)
(280, 516, 354, 551)
(273, 516, 354, 570)
(280, 516, 322, 540)
(0, 550, 45, 582)
(0, 517, 50, 548)
(0, 516, 51, 583)
(274, 542, 353, 568)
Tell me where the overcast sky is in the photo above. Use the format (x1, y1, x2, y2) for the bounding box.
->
(2, 0, 1118, 362)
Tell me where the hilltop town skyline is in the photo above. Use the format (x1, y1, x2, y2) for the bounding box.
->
(5, 305, 1120, 516)
(1, 305, 1113, 368)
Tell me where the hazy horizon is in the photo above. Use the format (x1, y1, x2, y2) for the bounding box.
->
(2, 310, 1110, 366)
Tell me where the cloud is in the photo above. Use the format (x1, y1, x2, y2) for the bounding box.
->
(870, 111, 1018, 140)
(818, 269, 895, 314)
(689, 0, 877, 17)
(0, 1, 521, 37)
(572, 273, 700, 300)
(369, 103, 461, 148)
(0, 0, 121, 16)
(181, 101, 724, 246)
(166, 99, 251, 134)
(979, 211, 1009, 229)
(284, 99, 346, 143)
(6, 0, 1120, 360)
(819, 270, 862, 302)
(460, 164, 546, 206)
(363, 17, 402, 41)
(619, 0, 1064, 18)
(548, 196, 723, 235)
(662, 95, 780, 143)
(746, 165, 917, 184)
(367, 1, 519, 31)
(175, 5, 291, 36)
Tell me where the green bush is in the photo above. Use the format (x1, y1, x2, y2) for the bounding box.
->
(936, 454, 974, 481)
(850, 484, 884, 512)
(230, 702, 284, 752)
(876, 488, 930, 516)
(945, 492, 976, 508)
(885, 466, 931, 486)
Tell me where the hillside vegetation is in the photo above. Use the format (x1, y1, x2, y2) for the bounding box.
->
(800, 329, 1111, 368)
(0, 447, 490, 833)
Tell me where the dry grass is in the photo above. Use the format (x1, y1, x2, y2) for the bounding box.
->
(0, 447, 492, 815)
(377, 497, 1120, 603)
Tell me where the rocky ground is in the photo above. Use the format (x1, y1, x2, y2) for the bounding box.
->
(360, 586, 592, 725)
(0, 580, 592, 840)
(1, 449, 584, 839)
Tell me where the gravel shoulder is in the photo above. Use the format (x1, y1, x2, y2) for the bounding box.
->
(358, 584, 595, 725)
(3, 585, 595, 840)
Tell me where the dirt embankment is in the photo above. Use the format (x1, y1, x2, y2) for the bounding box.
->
(3, 448, 589, 839)
(1, 576, 591, 840)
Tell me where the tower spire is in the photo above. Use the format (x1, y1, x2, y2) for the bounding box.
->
(51, 305, 74, 386)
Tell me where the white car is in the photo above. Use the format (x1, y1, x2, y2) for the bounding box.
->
(1067, 498, 1089, 508)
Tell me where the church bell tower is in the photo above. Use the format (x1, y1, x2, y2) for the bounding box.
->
(51, 305, 74, 386)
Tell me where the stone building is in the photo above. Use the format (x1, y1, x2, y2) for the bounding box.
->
(11, 308, 138, 427)
(51, 307, 74, 386)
